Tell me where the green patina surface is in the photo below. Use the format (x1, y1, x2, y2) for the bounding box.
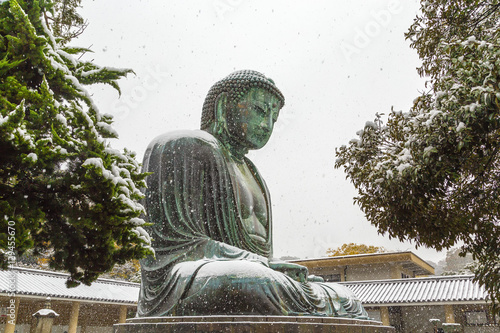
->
(137, 70, 368, 319)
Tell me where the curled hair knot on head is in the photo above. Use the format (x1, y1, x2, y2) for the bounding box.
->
(200, 70, 285, 130)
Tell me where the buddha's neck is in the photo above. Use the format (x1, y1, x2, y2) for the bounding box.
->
(213, 131, 248, 162)
(226, 144, 247, 163)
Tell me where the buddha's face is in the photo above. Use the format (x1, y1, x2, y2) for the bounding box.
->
(225, 87, 281, 150)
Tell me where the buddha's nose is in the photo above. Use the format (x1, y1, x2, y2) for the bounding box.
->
(260, 120, 273, 136)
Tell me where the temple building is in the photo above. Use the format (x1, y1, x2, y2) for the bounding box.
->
(290, 252, 497, 333)
(342, 275, 496, 332)
(288, 251, 435, 282)
(0, 267, 137, 333)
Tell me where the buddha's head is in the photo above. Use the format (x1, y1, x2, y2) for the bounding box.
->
(201, 70, 285, 151)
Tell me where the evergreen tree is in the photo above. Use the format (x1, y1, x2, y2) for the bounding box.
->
(45, 0, 87, 44)
(335, 0, 499, 313)
(0, 0, 153, 287)
(101, 259, 141, 283)
(438, 247, 476, 276)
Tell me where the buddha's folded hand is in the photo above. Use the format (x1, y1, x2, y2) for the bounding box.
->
(269, 261, 309, 283)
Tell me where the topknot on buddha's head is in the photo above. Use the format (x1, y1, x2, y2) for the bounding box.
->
(200, 70, 285, 130)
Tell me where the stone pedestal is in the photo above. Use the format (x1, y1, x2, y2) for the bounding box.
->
(114, 315, 395, 332)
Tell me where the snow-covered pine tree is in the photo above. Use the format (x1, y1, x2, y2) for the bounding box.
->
(0, 0, 153, 287)
(46, 0, 88, 44)
(335, 0, 499, 313)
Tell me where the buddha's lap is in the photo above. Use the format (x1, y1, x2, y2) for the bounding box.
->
(179, 259, 282, 295)
(159, 259, 366, 317)
(177, 259, 339, 302)
(174, 259, 324, 315)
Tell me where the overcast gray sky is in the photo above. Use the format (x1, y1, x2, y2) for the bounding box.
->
(76, 0, 446, 263)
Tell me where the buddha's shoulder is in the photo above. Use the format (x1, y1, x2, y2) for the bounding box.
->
(146, 130, 222, 152)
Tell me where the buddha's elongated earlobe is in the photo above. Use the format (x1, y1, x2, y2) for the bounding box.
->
(214, 93, 228, 135)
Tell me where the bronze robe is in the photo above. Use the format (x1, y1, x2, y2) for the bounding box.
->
(137, 130, 368, 318)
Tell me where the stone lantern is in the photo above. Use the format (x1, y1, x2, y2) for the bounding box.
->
(33, 297, 59, 333)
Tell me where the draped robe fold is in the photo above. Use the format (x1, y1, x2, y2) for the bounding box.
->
(137, 130, 368, 319)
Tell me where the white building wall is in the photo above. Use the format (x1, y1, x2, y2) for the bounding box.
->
(311, 263, 418, 281)
(347, 264, 396, 281)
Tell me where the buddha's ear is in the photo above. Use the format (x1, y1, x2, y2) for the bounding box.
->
(213, 92, 228, 135)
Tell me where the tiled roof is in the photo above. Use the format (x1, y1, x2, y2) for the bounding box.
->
(0, 267, 140, 305)
(338, 275, 488, 306)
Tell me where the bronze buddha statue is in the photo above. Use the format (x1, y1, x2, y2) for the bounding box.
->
(137, 70, 368, 318)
